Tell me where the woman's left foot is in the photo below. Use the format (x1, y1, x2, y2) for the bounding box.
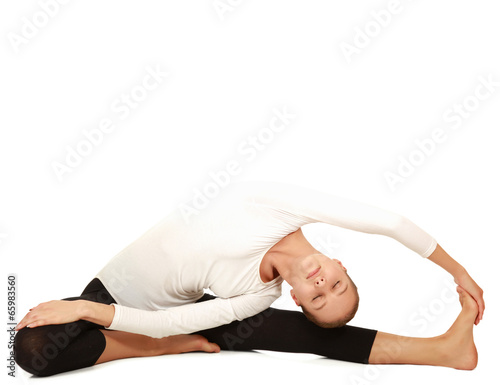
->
(438, 287, 478, 370)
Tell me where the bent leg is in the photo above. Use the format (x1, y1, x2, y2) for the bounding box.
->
(15, 322, 107, 376)
(14, 278, 115, 376)
(14, 278, 220, 376)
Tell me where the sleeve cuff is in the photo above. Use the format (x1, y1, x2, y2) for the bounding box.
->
(106, 303, 120, 330)
(421, 238, 438, 258)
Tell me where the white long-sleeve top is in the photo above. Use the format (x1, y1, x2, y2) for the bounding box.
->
(95, 181, 437, 338)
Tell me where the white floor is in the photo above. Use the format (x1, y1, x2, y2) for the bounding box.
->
(14, 343, 493, 385)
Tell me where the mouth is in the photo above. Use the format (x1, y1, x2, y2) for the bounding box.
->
(307, 267, 321, 279)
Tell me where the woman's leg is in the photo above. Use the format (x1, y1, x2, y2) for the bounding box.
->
(194, 288, 478, 370)
(15, 277, 478, 375)
(194, 294, 378, 364)
(14, 278, 219, 377)
(14, 278, 116, 376)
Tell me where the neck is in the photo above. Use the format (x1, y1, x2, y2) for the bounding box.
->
(268, 231, 319, 283)
(268, 252, 299, 284)
(261, 230, 320, 284)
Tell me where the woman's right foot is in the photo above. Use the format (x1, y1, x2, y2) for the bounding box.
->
(438, 286, 478, 370)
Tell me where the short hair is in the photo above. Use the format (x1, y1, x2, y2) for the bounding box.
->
(301, 274, 359, 328)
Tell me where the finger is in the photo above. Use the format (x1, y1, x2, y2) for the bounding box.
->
(16, 316, 31, 330)
(16, 320, 34, 330)
(472, 293, 484, 316)
(27, 322, 41, 328)
(472, 296, 484, 325)
(478, 302, 485, 322)
(16, 320, 29, 330)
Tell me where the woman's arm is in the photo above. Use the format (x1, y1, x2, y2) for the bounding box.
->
(18, 289, 281, 338)
(427, 243, 484, 324)
(244, 181, 437, 257)
(244, 182, 484, 323)
(16, 291, 279, 337)
(96, 291, 280, 338)
(15, 299, 101, 330)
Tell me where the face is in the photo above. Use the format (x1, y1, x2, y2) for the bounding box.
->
(289, 253, 358, 324)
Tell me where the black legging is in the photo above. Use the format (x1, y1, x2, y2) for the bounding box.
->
(14, 278, 378, 377)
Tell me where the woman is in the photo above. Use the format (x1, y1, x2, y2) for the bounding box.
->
(14, 181, 484, 376)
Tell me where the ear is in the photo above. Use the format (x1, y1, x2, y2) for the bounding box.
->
(290, 289, 301, 306)
(333, 259, 347, 271)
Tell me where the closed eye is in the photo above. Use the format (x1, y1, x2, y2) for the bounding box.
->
(313, 281, 340, 301)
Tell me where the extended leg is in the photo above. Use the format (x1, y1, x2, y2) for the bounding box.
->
(195, 295, 378, 364)
(195, 288, 478, 369)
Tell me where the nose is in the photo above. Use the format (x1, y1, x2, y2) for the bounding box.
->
(315, 277, 325, 287)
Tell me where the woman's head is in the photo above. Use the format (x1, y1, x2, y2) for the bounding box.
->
(289, 253, 359, 328)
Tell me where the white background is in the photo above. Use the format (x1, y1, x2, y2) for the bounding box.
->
(1, 1, 498, 384)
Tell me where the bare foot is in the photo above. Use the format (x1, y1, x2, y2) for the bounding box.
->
(155, 334, 220, 355)
(439, 286, 478, 370)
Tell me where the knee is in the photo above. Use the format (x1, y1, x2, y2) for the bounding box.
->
(14, 328, 57, 377)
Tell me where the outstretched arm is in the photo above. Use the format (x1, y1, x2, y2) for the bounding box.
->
(242, 181, 484, 323)
(242, 181, 437, 257)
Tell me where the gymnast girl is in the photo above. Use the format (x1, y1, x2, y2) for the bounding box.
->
(14, 181, 484, 376)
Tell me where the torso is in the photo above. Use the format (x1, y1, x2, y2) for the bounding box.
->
(259, 228, 320, 283)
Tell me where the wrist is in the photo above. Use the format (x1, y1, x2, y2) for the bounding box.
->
(77, 301, 115, 327)
(77, 300, 93, 321)
(453, 266, 469, 282)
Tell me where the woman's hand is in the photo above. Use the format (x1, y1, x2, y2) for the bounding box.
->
(454, 270, 484, 325)
(15, 300, 85, 331)
(428, 244, 484, 325)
